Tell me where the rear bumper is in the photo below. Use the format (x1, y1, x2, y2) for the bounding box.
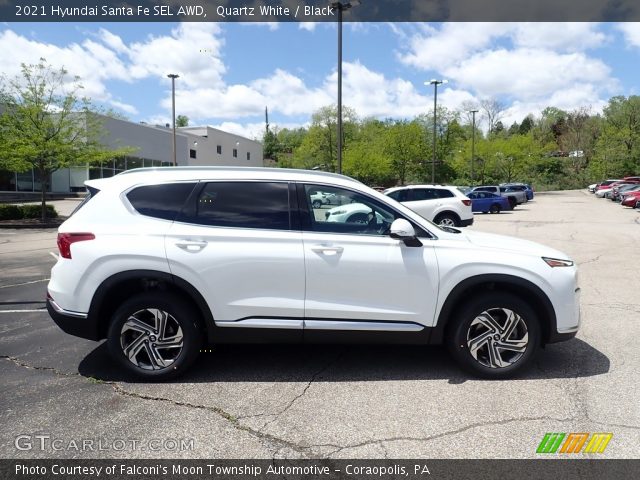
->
(460, 217, 474, 227)
(47, 299, 99, 341)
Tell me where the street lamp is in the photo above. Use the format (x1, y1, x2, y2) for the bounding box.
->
(330, 0, 360, 174)
(167, 73, 179, 166)
(426, 79, 447, 183)
(469, 109, 479, 185)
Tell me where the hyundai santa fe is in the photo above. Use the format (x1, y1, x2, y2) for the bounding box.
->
(47, 167, 580, 380)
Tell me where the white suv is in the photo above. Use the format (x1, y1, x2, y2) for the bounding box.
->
(47, 167, 580, 380)
(384, 185, 474, 227)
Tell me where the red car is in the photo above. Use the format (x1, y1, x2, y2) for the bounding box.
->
(621, 190, 640, 207)
(595, 179, 622, 192)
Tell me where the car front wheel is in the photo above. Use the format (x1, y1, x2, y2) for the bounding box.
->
(107, 292, 202, 380)
(447, 293, 540, 379)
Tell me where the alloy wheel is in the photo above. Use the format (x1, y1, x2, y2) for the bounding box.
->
(438, 217, 456, 227)
(120, 308, 184, 370)
(466, 308, 529, 369)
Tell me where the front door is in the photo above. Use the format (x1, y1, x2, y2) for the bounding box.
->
(299, 184, 439, 332)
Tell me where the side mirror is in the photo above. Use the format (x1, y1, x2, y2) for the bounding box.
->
(389, 219, 422, 247)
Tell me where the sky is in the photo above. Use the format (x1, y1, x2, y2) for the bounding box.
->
(1, 21, 639, 140)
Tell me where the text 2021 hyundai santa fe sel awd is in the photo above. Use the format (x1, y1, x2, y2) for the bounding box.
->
(47, 167, 580, 380)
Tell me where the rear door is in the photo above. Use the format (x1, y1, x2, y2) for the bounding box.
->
(165, 181, 305, 333)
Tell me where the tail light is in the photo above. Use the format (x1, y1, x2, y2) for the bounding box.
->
(462, 199, 471, 206)
(57, 233, 95, 259)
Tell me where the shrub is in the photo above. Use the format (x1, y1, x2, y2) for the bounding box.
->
(0, 204, 21, 220)
(0, 204, 58, 220)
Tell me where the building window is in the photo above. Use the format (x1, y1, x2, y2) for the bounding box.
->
(233, 148, 238, 158)
(216, 145, 222, 155)
(189, 149, 197, 159)
(246, 152, 251, 161)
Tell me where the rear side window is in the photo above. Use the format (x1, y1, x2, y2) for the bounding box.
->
(127, 183, 197, 221)
(434, 189, 454, 198)
(410, 188, 438, 201)
(386, 189, 409, 202)
(184, 182, 290, 230)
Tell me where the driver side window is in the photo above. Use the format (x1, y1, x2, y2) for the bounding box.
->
(303, 184, 401, 236)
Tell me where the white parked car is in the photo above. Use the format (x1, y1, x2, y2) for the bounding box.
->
(384, 185, 474, 227)
(48, 167, 580, 380)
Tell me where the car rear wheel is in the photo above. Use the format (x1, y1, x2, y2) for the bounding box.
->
(107, 292, 202, 380)
(434, 212, 460, 227)
(447, 293, 540, 379)
(490, 204, 501, 214)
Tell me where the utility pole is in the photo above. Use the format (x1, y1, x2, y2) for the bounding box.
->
(426, 79, 446, 183)
(470, 109, 479, 184)
(167, 73, 179, 167)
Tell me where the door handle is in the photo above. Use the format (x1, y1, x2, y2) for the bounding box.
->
(175, 240, 208, 252)
(311, 245, 344, 256)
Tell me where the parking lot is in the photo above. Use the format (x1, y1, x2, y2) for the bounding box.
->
(0, 190, 638, 459)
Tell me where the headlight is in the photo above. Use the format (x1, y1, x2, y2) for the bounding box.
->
(542, 257, 574, 267)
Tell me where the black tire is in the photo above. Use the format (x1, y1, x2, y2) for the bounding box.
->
(507, 197, 517, 209)
(107, 292, 202, 380)
(434, 212, 460, 227)
(312, 199, 322, 209)
(490, 203, 501, 214)
(446, 292, 540, 379)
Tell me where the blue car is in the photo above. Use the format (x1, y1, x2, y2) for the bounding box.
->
(467, 191, 512, 213)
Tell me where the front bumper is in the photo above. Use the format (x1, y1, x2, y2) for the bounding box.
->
(47, 298, 99, 341)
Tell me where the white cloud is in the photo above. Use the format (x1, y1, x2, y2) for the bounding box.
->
(0, 29, 129, 101)
(396, 23, 617, 125)
(210, 122, 266, 140)
(444, 48, 613, 100)
(126, 23, 226, 89)
(512, 23, 608, 51)
(299, 22, 317, 32)
(109, 100, 139, 115)
(618, 23, 640, 48)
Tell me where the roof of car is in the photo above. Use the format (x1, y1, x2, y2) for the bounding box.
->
(385, 184, 453, 192)
(86, 166, 363, 191)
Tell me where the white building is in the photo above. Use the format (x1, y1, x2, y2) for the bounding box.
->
(0, 114, 263, 193)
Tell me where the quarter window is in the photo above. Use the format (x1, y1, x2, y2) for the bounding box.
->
(183, 182, 290, 230)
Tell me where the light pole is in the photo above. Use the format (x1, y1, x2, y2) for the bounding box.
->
(426, 79, 447, 184)
(470, 109, 478, 185)
(167, 73, 179, 166)
(330, 1, 360, 174)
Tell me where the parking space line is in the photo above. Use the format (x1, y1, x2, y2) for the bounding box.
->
(0, 309, 47, 313)
(0, 279, 50, 289)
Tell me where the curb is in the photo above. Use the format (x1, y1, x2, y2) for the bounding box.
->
(0, 223, 62, 230)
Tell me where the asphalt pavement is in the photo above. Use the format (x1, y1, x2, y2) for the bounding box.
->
(0, 191, 638, 459)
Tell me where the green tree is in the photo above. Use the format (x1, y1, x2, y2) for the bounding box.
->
(289, 105, 356, 172)
(384, 120, 426, 185)
(0, 59, 135, 220)
(343, 118, 394, 186)
(176, 115, 189, 127)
